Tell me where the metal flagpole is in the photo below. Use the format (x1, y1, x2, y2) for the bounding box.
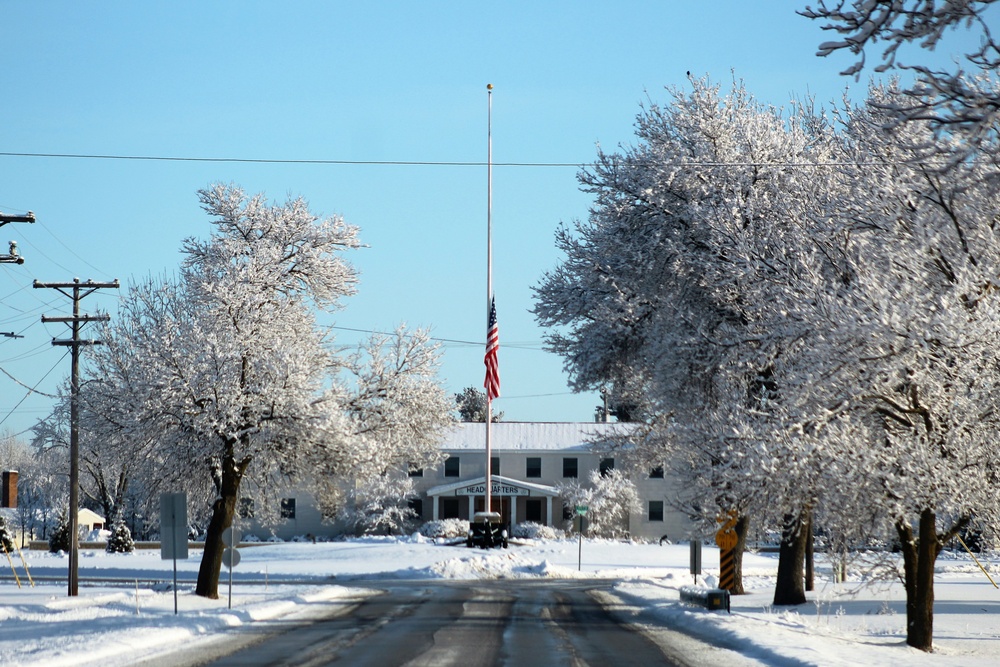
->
(485, 82, 494, 517)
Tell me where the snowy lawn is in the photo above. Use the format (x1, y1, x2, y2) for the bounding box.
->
(1, 537, 998, 666)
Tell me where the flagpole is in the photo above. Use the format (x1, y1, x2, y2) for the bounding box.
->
(485, 82, 494, 518)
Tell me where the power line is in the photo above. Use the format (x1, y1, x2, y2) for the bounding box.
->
(0, 350, 68, 429)
(328, 325, 546, 350)
(0, 150, 945, 169)
(0, 151, 584, 168)
(0, 363, 59, 398)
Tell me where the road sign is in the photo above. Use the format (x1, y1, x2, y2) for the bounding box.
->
(715, 528, 738, 551)
(222, 547, 241, 569)
(575, 505, 588, 516)
(222, 527, 242, 548)
(159, 493, 188, 561)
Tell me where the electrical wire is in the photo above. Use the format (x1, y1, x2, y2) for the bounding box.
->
(0, 364, 59, 398)
(0, 350, 68, 429)
(0, 151, 937, 169)
(327, 325, 546, 350)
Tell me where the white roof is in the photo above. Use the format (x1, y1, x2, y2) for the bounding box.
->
(440, 421, 635, 452)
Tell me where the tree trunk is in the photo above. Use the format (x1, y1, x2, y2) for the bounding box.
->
(730, 514, 749, 595)
(896, 510, 938, 652)
(804, 514, 814, 592)
(773, 511, 809, 606)
(195, 452, 250, 599)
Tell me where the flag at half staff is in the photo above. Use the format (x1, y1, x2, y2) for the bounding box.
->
(484, 296, 500, 400)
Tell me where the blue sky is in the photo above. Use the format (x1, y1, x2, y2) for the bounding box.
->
(0, 2, 990, 437)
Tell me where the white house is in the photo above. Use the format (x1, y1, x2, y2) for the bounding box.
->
(244, 422, 691, 542)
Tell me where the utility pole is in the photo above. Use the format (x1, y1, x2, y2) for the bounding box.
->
(0, 211, 34, 265)
(34, 278, 119, 596)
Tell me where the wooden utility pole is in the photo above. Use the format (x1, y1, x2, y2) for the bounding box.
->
(34, 278, 119, 596)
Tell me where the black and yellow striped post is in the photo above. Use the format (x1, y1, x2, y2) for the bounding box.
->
(716, 511, 739, 594)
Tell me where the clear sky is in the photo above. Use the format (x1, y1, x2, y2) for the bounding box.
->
(0, 2, 991, 438)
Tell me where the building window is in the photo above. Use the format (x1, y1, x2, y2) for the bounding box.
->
(648, 500, 664, 522)
(441, 497, 460, 519)
(409, 498, 423, 519)
(238, 497, 254, 519)
(649, 466, 664, 479)
(408, 464, 423, 477)
(445, 456, 460, 477)
(526, 457, 542, 478)
(280, 498, 296, 519)
(525, 499, 543, 523)
(491, 456, 500, 476)
(562, 504, 573, 521)
(563, 457, 578, 478)
(600, 457, 615, 477)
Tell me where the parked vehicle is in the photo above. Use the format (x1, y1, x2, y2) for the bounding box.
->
(467, 511, 508, 549)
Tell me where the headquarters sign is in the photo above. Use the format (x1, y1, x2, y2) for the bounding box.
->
(457, 482, 530, 496)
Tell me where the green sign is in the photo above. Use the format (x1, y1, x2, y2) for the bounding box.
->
(575, 505, 588, 515)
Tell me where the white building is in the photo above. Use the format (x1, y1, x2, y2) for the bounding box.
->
(245, 422, 691, 542)
(411, 422, 689, 541)
(244, 422, 690, 540)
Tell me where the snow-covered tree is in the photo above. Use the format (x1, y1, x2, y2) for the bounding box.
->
(804, 81, 1000, 651)
(535, 76, 843, 595)
(0, 513, 14, 553)
(800, 0, 1000, 143)
(48, 510, 71, 553)
(454, 387, 503, 422)
(33, 385, 137, 528)
(558, 469, 640, 539)
(80, 185, 451, 599)
(105, 512, 135, 553)
(339, 473, 418, 536)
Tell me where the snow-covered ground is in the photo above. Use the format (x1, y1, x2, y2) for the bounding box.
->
(1, 537, 998, 666)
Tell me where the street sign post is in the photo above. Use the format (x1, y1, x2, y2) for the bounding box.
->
(159, 493, 188, 615)
(575, 506, 588, 571)
(690, 540, 702, 585)
(716, 511, 739, 593)
(222, 526, 242, 609)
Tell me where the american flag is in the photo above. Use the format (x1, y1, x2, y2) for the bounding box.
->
(484, 296, 500, 400)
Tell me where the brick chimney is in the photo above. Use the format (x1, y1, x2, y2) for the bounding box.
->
(2, 471, 17, 509)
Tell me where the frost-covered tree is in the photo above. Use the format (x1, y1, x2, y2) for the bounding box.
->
(806, 82, 1000, 651)
(80, 185, 451, 599)
(33, 385, 138, 527)
(454, 387, 503, 422)
(310, 328, 452, 516)
(17, 442, 67, 543)
(538, 73, 1000, 647)
(558, 469, 640, 539)
(105, 512, 135, 553)
(535, 77, 843, 596)
(339, 473, 418, 536)
(48, 510, 71, 553)
(0, 513, 14, 553)
(801, 0, 1000, 143)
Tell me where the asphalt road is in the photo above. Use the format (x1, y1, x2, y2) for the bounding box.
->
(138, 579, 740, 667)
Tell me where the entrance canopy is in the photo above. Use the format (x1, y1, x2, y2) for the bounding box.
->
(425, 474, 560, 526)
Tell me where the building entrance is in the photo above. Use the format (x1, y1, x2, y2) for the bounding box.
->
(474, 496, 510, 522)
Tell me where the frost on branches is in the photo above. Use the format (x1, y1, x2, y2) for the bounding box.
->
(557, 469, 640, 540)
(338, 473, 418, 536)
(80, 185, 452, 599)
(105, 513, 135, 553)
(535, 76, 1000, 650)
(535, 77, 842, 595)
(800, 0, 1000, 143)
